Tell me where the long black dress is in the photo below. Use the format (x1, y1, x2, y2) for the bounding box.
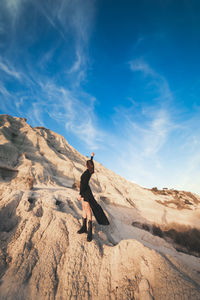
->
(80, 157, 109, 225)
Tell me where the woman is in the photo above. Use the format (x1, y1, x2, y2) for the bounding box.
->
(77, 152, 109, 242)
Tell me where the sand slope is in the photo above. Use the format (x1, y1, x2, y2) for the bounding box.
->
(0, 115, 200, 300)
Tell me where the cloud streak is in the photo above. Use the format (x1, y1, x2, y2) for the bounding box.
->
(130, 58, 173, 104)
(0, 82, 11, 97)
(3, 73, 104, 150)
(130, 59, 155, 77)
(34, 0, 95, 85)
(41, 82, 104, 149)
(110, 104, 173, 183)
(102, 59, 200, 194)
(0, 0, 95, 85)
(0, 60, 22, 80)
(3, 0, 24, 20)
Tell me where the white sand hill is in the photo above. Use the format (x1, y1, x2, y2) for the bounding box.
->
(0, 114, 200, 300)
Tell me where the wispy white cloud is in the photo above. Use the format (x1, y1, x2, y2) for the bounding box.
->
(130, 58, 173, 104)
(102, 59, 177, 188)
(39, 82, 104, 149)
(71, 119, 102, 149)
(38, 47, 57, 70)
(104, 59, 200, 194)
(31, 102, 45, 126)
(130, 59, 155, 77)
(177, 151, 200, 194)
(0, 60, 22, 80)
(1, 0, 94, 85)
(32, 2, 68, 43)
(170, 117, 200, 194)
(67, 48, 87, 87)
(113, 103, 173, 159)
(0, 82, 11, 97)
(55, 0, 95, 44)
(33, 0, 95, 85)
(1, 0, 25, 28)
(12, 77, 103, 150)
(0, 82, 12, 112)
(111, 105, 173, 177)
(57, 0, 95, 84)
(68, 50, 82, 74)
(15, 97, 26, 109)
(139, 109, 171, 157)
(5, 0, 23, 12)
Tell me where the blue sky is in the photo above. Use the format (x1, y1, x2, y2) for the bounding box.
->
(0, 0, 200, 194)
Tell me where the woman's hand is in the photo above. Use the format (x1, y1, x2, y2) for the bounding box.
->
(91, 152, 95, 157)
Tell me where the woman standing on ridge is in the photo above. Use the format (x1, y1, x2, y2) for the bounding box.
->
(77, 152, 109, 242)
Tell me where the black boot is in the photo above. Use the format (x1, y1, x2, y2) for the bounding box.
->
(87, 220, 92, 242)
(77, 217, 87, 234)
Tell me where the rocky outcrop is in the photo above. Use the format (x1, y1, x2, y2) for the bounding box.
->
(0, 115, 200, 300)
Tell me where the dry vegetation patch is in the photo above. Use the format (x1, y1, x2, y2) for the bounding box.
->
(132, 221, 200, 257)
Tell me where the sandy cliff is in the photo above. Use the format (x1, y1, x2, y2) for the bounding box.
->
(0, 114, 200, 300)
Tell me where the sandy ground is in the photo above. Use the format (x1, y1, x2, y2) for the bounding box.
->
(0, 114, 200, 300)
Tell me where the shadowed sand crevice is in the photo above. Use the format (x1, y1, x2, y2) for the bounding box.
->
(0, 166, 18, 182)
(0, 192, 23, 281)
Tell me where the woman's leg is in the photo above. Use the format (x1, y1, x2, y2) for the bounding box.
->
(77, 196, 87, 234)
(84, 202, 92, 221)
(80, 197, 87, 218)
(84, 202, 93, 242)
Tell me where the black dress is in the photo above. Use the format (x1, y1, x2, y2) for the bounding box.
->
(80, 168, 92, 202)
(80, 157, 109, 225)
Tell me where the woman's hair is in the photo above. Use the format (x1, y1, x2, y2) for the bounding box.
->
(86, 159, 94, 174)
